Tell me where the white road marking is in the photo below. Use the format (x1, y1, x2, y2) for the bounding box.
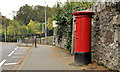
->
(14, 53, 24, 54)
(4, 63, 18, 65)
(8, 51, 15, 57)
(14, 46, 18, 50)
(0, 60, 6, 67)
(8, 46, 19, 57)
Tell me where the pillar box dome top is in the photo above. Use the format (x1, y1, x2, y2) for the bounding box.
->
(72, 11, 94, 16)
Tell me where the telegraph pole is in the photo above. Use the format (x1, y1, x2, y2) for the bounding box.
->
(45, 1, 47, 44)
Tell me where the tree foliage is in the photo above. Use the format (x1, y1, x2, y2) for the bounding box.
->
(20, 25, 27, 35)
(15, 4, 55, 25)
(1, 19, 44, 42)
(8, 20, 21, 35)
(47, 18, 53, 30)
(27, 20, 42, 34)
(27, 20, 36, 34)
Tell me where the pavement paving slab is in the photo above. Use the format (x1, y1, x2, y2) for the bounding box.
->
(18, 45, 109, 70)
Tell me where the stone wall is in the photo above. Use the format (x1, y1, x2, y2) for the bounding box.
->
(37, 36, 54, 45)
(91, 2, 120, 71)
(54, 35, 66, 48)
(38, 35, 66, 48)
(26, 35, 66, 48)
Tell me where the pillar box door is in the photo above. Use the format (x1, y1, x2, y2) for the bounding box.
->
(72, 11, 94, 65)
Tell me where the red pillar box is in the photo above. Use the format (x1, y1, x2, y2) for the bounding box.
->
(72, 11, 94, 65)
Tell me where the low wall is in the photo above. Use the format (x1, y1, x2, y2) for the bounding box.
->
(40, 35, 66, 48)
(39, 36, 54, 45)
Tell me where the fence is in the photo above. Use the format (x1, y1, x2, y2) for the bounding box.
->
(0, 28, 54, 42)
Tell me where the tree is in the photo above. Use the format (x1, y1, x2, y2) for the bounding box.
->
(47, 18, 53, 30)
(27, 20, 42, 34)
(20, 25, 27, 35)
(34, 22, 41, 34)
(27, 20, 36, 34)
(0, 25, 5, 35)
(8, 20, 21, 36)
(15, 4, 33, 25)
(15, 4, 55, 25)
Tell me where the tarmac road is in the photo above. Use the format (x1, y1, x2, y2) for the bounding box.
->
(0, 42, 17, 62)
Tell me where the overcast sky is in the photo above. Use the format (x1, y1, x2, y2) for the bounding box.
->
(0, 0, 67, 19)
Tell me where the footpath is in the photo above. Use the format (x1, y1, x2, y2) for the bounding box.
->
(17, 45, 109, 70)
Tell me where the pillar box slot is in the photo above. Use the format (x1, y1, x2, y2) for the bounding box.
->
(72, 11, 94, 65)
